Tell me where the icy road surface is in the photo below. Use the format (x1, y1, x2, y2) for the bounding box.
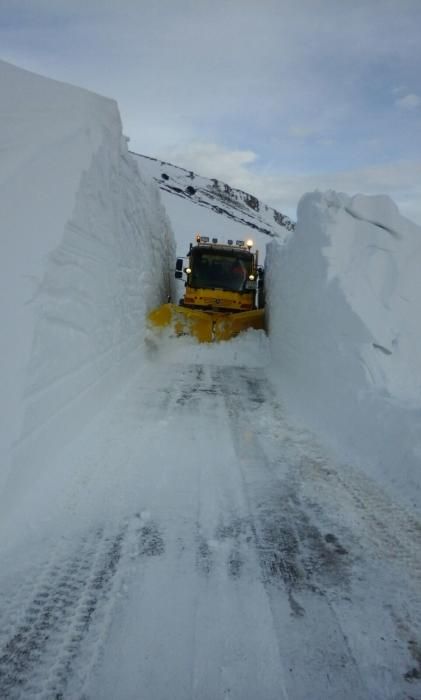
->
(1, 332, 421, 700)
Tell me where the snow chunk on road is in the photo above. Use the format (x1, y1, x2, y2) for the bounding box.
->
(0, 60, 175, 504)
(267, 190, 421, 511)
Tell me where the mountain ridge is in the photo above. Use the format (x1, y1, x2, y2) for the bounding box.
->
(130, 151, 295, 240)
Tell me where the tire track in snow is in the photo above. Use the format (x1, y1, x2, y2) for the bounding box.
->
(213, 366, 373, 698)
(275, 414, 421, 590)
(0, 516, 165, 699)
(173, 365, 355, 601)
(214, 365, 421, 697)
(168, 362, 364, 696)
(3, 354, 420, 698)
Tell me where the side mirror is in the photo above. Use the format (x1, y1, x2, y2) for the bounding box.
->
(175, 271, 183, 279)
(175, 258, 183, 272)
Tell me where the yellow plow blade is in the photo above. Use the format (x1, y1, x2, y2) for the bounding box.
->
(213, 308, 265, 341)
(148, 303, 265, 343)
(148, 304, 214, 342)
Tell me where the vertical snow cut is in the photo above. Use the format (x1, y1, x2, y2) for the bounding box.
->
(0, 60, 175, 506)
(266, 190, 421, 512)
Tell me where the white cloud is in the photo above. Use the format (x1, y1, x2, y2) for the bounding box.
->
(164, 141, 421, 226)
(165, 143, 257, 187)
(395, 93, 421, 109)
(271, 161, 421, 226)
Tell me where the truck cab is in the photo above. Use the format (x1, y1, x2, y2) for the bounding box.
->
(176, 236, 261, 313)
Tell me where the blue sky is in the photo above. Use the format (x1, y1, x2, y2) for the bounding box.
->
(1, 0, 421, 223)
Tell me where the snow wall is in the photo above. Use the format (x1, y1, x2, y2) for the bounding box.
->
(267, 191, 421, 511)
(0, 61, 175, 500)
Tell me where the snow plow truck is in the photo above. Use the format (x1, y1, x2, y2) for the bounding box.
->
(148, 234, 265, 342)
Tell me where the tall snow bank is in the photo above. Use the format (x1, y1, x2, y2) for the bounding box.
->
(267, 191, 421, 511)
(0, 61, 174, 500)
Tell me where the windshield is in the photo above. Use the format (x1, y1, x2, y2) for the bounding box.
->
(190, 250, 253, 292)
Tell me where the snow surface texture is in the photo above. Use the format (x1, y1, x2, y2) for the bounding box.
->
(267, 191, 421, 511)
(1, 334, 421, 699)
(0, 60, 175, 503)
(1, 60, 421, 699)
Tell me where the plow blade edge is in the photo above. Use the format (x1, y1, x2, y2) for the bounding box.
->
(148, 304, 265, 343)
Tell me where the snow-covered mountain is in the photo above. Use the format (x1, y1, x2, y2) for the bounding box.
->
(131, 151, 293, 258)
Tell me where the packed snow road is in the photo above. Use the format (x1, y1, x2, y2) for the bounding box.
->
(0, 333, 420, 700)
